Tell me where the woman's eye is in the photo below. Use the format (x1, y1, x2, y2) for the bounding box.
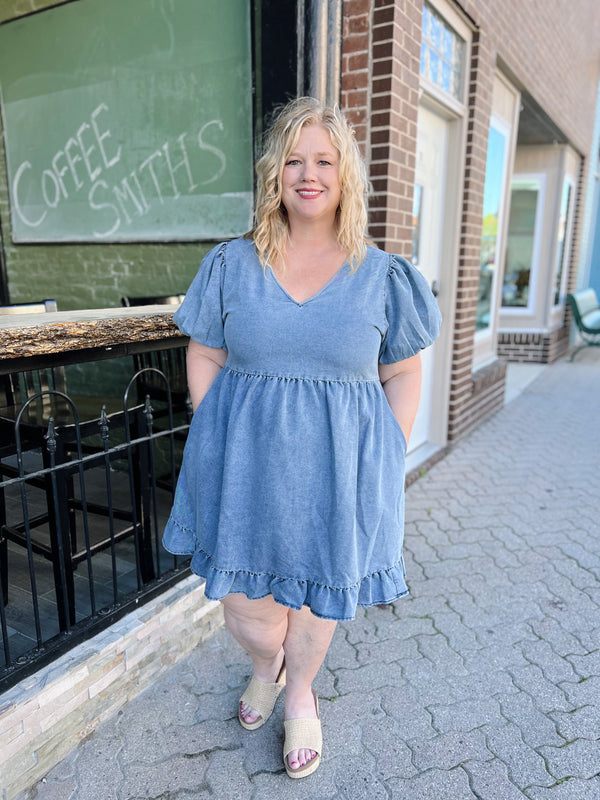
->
(286, 159, 301, 166)
(319, 160, 332, 166)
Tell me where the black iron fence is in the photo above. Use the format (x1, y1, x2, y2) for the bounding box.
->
(0, 368, 191, 691)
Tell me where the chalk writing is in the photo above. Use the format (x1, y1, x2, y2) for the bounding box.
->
(12, 102, 228, 238)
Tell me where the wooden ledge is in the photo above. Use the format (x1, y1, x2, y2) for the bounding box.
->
(0, 307, 183, 359)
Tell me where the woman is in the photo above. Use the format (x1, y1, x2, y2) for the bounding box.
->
(163, 97, 441, 778)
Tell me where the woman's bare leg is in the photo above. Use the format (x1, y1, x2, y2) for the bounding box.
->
(222, 594, 288, 725)
(283, 606, 336, 770)
(222, 595, 336, 771)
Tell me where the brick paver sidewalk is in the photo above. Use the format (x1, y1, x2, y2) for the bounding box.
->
(18, 350, 600, 800)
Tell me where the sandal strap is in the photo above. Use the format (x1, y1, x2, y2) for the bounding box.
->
(283, 717, 322, 758)
(239, 666, 286, 721)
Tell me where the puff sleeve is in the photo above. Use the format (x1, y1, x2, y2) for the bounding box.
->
(379, 255, 442, 364)
(173, 243, 227, 349)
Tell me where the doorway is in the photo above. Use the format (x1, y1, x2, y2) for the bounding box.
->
(410, 104, 450, 454)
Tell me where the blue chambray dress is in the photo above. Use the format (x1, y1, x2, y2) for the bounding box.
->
(162, 237, 441, 620)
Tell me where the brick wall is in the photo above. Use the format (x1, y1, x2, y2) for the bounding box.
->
(371, 0, 422, 253)
(566, 156, 588, 302)
(449, 28, 497, 440)
(341, 0, 372, 157)
(460, 1, 600, 157)
(341, 0, 600, 443)
(449, 358, 507, 442)
(341, 1, 505, 442)
(341, 0, 422, 253)
(497, 328, 571, 364)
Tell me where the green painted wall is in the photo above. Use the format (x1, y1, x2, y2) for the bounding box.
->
(0, 0, 222, 310)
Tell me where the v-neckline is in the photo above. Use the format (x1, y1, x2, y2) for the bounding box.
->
(268, 261, 348, 307)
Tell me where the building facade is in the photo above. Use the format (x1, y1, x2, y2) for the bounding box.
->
(2, 2, 600, 794)
(2, 0, 599, 459)
(340, 0, 600, 449)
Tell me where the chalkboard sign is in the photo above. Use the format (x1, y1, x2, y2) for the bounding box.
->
(0, 0, 253, 242)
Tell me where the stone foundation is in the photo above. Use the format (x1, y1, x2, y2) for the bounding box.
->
(0, 577, 222, 800)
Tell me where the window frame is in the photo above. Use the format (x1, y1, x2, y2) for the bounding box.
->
(420, 1, 467, 109)
(472, 73, 520, 368)
(474, 115, 512, 344)
(500, 173, 546, 316)
(551, 174, 576, 310)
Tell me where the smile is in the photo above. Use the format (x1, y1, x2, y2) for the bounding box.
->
(297, 189, 323, 198)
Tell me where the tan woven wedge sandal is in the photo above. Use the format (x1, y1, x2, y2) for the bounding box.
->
(238, 660, 286, 731)
(283, 690, 322, 779)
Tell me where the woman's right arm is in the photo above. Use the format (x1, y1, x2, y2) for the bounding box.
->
(186, 339, 227, 412)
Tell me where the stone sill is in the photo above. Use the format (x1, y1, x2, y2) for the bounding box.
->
(0, 577, 223, 800)
(0, 307, 183, 360)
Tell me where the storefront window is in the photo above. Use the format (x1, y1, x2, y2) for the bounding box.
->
(412, 184, 423, 266)
(420, 3, 465, 102)
(477, 124, 509, 331)
(502, 179, 542, 309)
(554, 180, 573, 305)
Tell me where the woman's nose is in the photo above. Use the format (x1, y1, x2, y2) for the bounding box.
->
(300, 161, 316, 181)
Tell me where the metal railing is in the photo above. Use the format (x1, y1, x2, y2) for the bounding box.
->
(0, 369, 191, 691)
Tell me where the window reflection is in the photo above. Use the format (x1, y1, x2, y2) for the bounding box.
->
(442, 61, 451, 94)
(442, 28, 453, 60)
(554, 181, 572, 305)
(430, 11, 442, 49)
(502, 181, 541, 309)
(477, 125, 508, 331)
(420, 3, 465, 103)
(412, 184, 423, 266)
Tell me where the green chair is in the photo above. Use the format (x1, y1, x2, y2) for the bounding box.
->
(566, 289, 600, 361)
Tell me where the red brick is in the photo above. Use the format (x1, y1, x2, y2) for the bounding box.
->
(341, 0, 599, 442)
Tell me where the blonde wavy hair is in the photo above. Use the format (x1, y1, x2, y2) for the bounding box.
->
(248, 97, 369, 271)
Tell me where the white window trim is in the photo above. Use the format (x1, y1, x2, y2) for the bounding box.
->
(552, 175, 576, 309)
(425, 0, 473, 50)
(472, 71, 520, 368)
(421, 0, 472, 112)
(500, 172, 546, 316)
(412, 0, 473, 449)
(474, 114, 512, 351)
(419, 77, 466, 118)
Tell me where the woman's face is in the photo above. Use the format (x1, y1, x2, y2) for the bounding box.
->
(281, 124, 341, 227)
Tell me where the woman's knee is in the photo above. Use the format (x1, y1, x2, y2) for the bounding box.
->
(222, 593, 289, 633)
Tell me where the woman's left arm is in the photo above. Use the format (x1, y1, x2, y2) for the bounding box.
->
(379, 353, 422, 445)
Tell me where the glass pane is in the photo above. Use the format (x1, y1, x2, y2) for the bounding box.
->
(453, 60, 463, 101)
(442, 28, 453, 60)
(422, 4, 430, 39)
(430, 14, 442, 49)
(441, 61, 451, 94)
(412, 185, 423, 266)
(420, 42, 428, 78)
(554, 181, 572, 305)
(477, 126, 507, 331)
(502, 184, 540, 308)
(429, 51, 440, 85)
(419, 3, 465, 103)
(450, 69, 459, 99)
